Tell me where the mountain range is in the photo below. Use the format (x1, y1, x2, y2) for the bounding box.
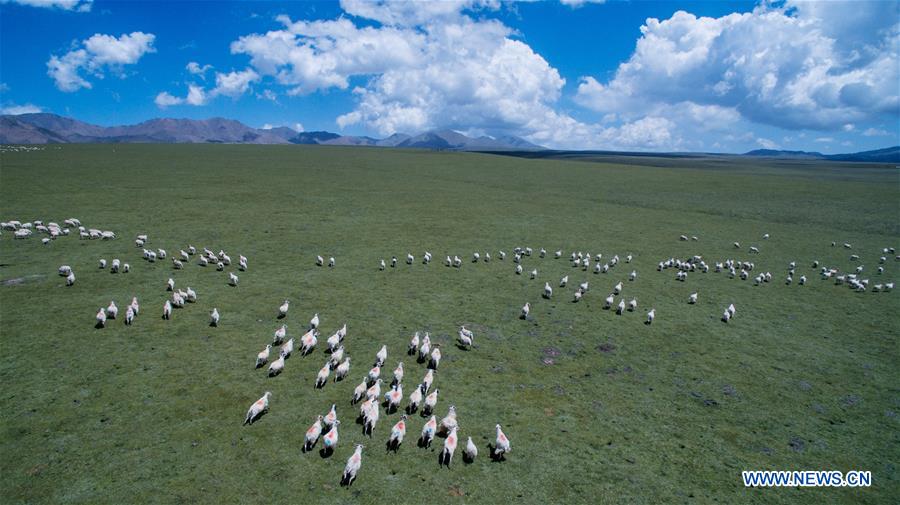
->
(0, 113, 544, 150)
(1, 113, 896, 161)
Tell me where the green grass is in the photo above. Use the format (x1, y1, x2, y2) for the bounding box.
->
(1, 144, 898, 504)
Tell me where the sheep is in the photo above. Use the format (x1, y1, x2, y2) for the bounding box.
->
(300, 329, 318, 355)
(388, 415, 408, 451)
(521, 302, 530, 319)
(530, 269, 538, 279)
(573, 289, 583, 302)
(392, 256, 398, 268)
(106, 301, 118, 319)
(406, 253, 414, 265)
(543, 282, 553, 299)
(316, 255, 324, 266)
(385, 384, 403, 413)
(843, 243, 852, 249)
(363, 398, 380, 435)
(367, 365, 381, 385)
(392, 362, 404, 385)
(799, 275, 807, 285)
(453, 256, 462, 268)
(613, 282, 623, 295)
(199, 256, 209, 267)
(228, 272, 239, 286)
(304, 415, 324, 451)
(272, 325, 287, 345)
(429, 346, 442, 370)
(407, 384, 424, 414)
(749, 246, 759, 254)
(352, 378, 369, 404)
(408, 332, 420, 355)
(418, 339, 431, 363)
(420, 415, 437, 447)
(440, 426, 459, 467)
(365, 379, 383, 402)
(328, 257, 335, 267)
(99, 259, 107, 269)
(243, 391, 271, 425)
(580, 281, 589, 292)
(646, 308, 656, 325)
(255, 345, 271, 368)
(371, 344, 387, 367)
(269, 356, 284, 377)
(484, 252, 491, 262)
(129, 297, 139, 316)
(205, 308, 218, 327)
(885, 282, 894, 291)
(493, 424, 511, 460)
(380, 259, 386, 270)
(316, 363, 331, 388)
(423, 389, 439, 416)
(603, 294, 614, 310)
(95, 308, 107, 328)
(733, 242, 740, 249)
(616, 299, 626, 315)
(323, 420, 340, 453)
(330, 345, 345, 368)
(629, 270, 637, 282)
(472, 252, 480, 262)
(66, 272, 75, 286)
(280, 338, 294, 359)
(310, 313, 320, 329)
(422, 368, 434, 392)
(560, 275, 568, 287)
(499, 251, 506, 260)
(786, 275, 793, 285)
(515, 264, 523, 275)
(680, 235, 688, 241)
(722, 310, 731, 323)
(727, 304, 736, 317)
(688, 293, 698, 304)
(458, 329, 473, 348)
(278, 300, 289, 318)
(334, 357, 351, 381)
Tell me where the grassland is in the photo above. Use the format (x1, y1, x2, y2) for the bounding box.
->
(1, 144, 898, 505)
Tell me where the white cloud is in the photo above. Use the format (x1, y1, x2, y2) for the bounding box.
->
(338, 0, 498, 27)
(1, 0, 92, 11)
(1, 103, 43, 115)
(261, 123, 273, 130)
(185, 84, 208, 106)
(47, 32, 156, 92)
(154, 92, 182, 108)
(815, 137, 834, 143)
(186, 61, 213, 76)
(294, 122, 304, 132)
(755, 137, 778, 149)
(575, 5, 899, 134)
(213, 68, 260, 97)
(559, 0, 605, 8)
(862, 127, 889, 137)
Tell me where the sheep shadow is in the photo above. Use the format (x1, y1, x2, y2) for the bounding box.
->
(302, 440, 316, 453)
(463, 453, 475, 464)
(417, 436, 433, 449)
(386, 439, 400, 453)
(95, 321, 105, 329)
(438, 451, 452, 468)
(339, 473, 357, 487)
(487, 443, 506, 462)
(209, 322, 217, 327)
(277, 313, 286, 320)
(243, 409, 268, 426)
(319, 446, 333, 458)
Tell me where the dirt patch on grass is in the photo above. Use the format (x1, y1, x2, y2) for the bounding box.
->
(597, 342, 616, 353)
(542, 347, 561, 357)
(448, 486, 465, 497)
(2, 274, 43, 286)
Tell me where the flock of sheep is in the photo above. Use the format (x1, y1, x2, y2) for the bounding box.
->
(5, 217, 896, 488)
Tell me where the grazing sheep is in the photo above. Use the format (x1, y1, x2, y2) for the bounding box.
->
(484, 252, 491, 262)
(316, 363, 331, 388)
(616, 299, 626, 315)
(172, 259, 183, 270)
(280, 338, 294, 359)
(457, 329, 473, 348)
(629, 270, 637, 281)
(323, 404, 338, 430)
(374, 345, 388, 367)
(603, 294, 614, 310)
(210, 308, 220, 327)
(722, 310, 731, 323)
(278, 300, 290, 318)
(799, 275, 807, 285)
(420, 415, 437, 447)
(316, 255, 324, 266)
(385, 384, 403, 413)
(300, 329, 318, 355)
(367, 365, 381, 385)
(429, 346, 442, 370)
(515, 264, 523, 275)
(573, 289, 583, 302)
(256, 345, 271, 368)
(388, 415, 408, 450)
(106, 301, 118, 319)
(560, 275, 568, 287)
(66, 272, 75, 286)
(494, 424, 511, 460)
(199, 256, 209, 267)
(380, 259, 386, 270)
(269, 356, 284, 377)
(580, 281, 589, 292)
(99, 259, 107, 269)
(95, 308, 107, 328)
(422, 369, 434, 392)
(521, 302, 530, 319)
(749, 246, 759, 254)
(499, 251, 506, 260)
(351, 378, 369, 404)
(440, 426, 459, 467)
(613, 282, 623, 295)
(58, 265, 72, 276)
(646, 308, 656, 325)
(407, 384, 424, 414)
(273, 325, 287, 345)
(530, 269, 538, 279)
(328, 257, 335, 267)
(243, 392, 271, 425)
(330, 346, 345, 367)
(304, 415, 324, 451)
(310, 313, 320, 329)
(323, 420, 340, 453)
(336, 357, 351, 381)
(340, 445, 364, 486)
(422, 388, 440, 416)
(228, 272, 239, 286)
(688, 293, 698, 304)
(408, 332, 420, 355)
(166, 278, 175, 291)
(543, 282, 553, 299)
(391, 256, 398, 268)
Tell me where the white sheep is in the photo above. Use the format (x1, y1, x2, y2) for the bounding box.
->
(543, 282, 553, 299)
(515, 264, 523, 275)
(341, 445, 364, 486)
(66, 272, 75, 286)
(243, 391, 271, 425)
(166, 278, 175, 291)
(521, 302, 530, 319)
(616, 299, 625, 315)
(406, 253, 414, 265)
(99, 259, 107, 269)
(628, 298, 637, 312)
(560, 275, 568, 287)
(300, 329, 318, 354)
(646, 308, 656, 325)
(278, 300, 290, 318)
(316, 255, 324, 266)
(328, 257, 335, 267)
(304, 415, 324, 451)
(688, 293, 698, 304)
(310, 313, 320, 329)
(407, 385, 424, 413)
(106, 301, 118, 319)
(388, 415, 408, 450)
(336, 358, 351, 381)
(494, 424, 511, 459)
(380, 259, 386, 270)
(530, 269, 538, 279)
(273, 325, 287, 345)
(429, 346, 442, 370)
(315, 363, 330, 387)
(421, 415, 437, 447)
(95, 308, 107, 328)
(256, 345, 271, 368)
(280, 338, 294, 359)
(408, 332, 420, 355)
(210, 308, 220, 327)
(423, 389, 439, 416)
(375, 345, 388, 366)
(440, 426, 459, 467)
(228, 272, 239, 286)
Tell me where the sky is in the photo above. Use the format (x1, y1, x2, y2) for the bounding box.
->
(0, 0, 897, 153)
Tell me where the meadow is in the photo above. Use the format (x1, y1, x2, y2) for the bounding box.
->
(1, 144, 898, 505)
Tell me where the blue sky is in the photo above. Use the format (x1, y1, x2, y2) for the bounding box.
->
(1, 0, 897, 152)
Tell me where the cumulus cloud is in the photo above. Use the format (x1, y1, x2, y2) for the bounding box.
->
(574, 5, 899, 134)
(862, 127, 889, 137)
(154, 92, 182, 108)
(1, 103, 43, 115)
(559, 0, 605, 8)
(153, 70, 253, 108)
(47, 32, 156, 91)
(186, 61, 213, 76)
(1, 0, 92, 11)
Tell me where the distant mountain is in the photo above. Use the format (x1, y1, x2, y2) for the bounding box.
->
(744, 146, 900, 163)
(0, 113, 545, 151)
